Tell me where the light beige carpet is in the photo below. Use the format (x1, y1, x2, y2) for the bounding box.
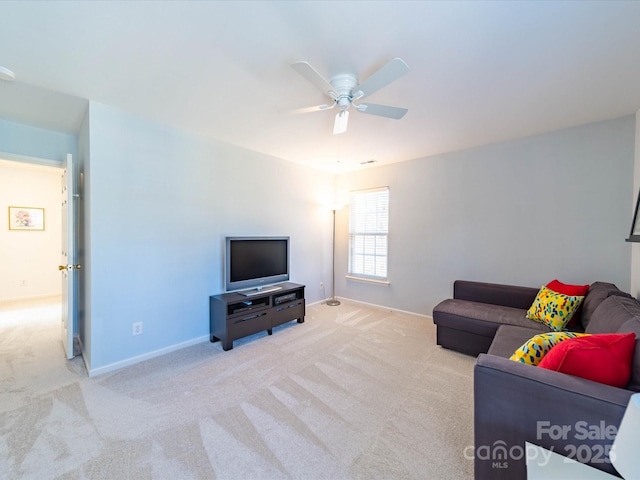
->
(0, 297, 475, 479)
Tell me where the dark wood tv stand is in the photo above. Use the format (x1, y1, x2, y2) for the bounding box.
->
(209, 282, 305, 351)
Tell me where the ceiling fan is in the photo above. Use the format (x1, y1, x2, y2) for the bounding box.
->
(289, 58, 409, 135)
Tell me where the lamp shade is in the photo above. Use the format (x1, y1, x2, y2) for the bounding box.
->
(611, 393, 640, 478)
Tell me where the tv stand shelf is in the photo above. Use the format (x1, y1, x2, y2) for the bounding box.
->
(209, 282, 305, 351)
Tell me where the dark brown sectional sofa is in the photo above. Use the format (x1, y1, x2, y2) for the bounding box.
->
(432, 280, 640, 479)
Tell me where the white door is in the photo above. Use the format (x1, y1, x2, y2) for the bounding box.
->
(60, 153, 78, 359)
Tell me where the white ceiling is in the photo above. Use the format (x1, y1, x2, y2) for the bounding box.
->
(1, 1, 640, 173)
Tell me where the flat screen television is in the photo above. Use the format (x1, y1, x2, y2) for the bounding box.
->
(225, 236, 290, 294)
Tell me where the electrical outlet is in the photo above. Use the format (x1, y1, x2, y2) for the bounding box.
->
(132, 322, 143, 336)
(19, 280, 26, 287)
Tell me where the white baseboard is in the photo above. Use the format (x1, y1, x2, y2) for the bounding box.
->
(324, 296, 433, 320)
(87, 334, 210, 377)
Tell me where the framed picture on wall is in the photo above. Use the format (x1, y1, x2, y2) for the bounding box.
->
(8, 206, 45, 231)
(627, 191, 640, 242)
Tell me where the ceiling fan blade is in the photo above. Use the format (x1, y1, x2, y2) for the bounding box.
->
(291, 61, 338, 99)
(353, 58, 409, 99)
(333, 110, 349, 135)
(284, 103, 335, 115)
(356, 103, 408, 119)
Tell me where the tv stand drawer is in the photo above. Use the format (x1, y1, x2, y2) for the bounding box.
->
(229, 311, 271, 338)
(272, 300, 305, 328)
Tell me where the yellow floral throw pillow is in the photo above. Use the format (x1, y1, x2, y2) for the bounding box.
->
(526, 285, 585, 332)
(510, 332, 589, 365)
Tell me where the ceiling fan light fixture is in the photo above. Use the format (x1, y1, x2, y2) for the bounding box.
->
(333, 110, 349, 135)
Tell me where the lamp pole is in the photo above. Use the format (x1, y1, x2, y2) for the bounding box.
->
(326, 208, 340, 306)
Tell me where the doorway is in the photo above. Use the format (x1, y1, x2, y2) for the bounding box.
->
(0, 158, 69, 360)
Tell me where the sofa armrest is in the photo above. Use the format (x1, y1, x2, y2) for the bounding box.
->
(454, 280, 539, 310)
(474, 354, 631, 480)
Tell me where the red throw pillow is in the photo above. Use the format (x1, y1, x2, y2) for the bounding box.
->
(546, 279, 589, 297)
(538, 333, 636, 388)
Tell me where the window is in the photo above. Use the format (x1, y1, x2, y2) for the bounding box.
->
(348, 187, 389, 281)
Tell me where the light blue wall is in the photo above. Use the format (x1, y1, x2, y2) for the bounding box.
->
(84, 102, 333, 374)
(337, 116, 636, 315)
(0, 118, 77, 163)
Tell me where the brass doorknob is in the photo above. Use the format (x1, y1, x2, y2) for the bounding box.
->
(58, 264, 81, 271)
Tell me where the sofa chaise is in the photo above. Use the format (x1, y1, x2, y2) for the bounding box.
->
(432, 280, 640, 479)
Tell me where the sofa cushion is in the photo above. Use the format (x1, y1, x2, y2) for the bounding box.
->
(587, 295, 640, 391)
(586, 294, 640, 334)
(580, 281, 630, 330)
(433, 299, 551, 337)
(453, 281, 539, 309)
(510, 331, 588, 366)
(526, 286, 584, 332)
(538, 333, 636, 388)
(487, 325, 547, 358)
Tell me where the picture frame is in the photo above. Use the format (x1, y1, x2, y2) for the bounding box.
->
(627, 191, 640, 242)
(8, 206, 45, 231)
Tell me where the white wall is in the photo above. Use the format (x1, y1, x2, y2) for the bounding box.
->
(83, 102, 334, 374)
(0, 160, 62, 300)
(336, 116, 635, 315)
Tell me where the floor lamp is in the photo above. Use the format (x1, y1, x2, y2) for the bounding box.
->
(327, 205, 343, 306)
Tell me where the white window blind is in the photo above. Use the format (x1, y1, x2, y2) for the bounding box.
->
(348, 187, 389, 280)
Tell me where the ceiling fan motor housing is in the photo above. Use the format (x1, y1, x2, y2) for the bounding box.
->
(330, 74, 358, 110)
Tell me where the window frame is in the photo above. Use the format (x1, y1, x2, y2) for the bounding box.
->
(347, 186, 390, 283)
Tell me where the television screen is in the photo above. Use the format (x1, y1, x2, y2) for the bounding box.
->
(225, 236, 289, 292)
